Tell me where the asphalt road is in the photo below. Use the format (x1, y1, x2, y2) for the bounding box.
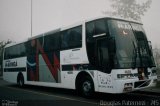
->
(0, 78, 160, 106)
(0, 79, 99, 106)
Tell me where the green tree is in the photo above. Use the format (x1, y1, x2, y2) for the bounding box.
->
(153, 47, 160, 76)
(0, 40, 12, 76)
(104, 0, 152, 21)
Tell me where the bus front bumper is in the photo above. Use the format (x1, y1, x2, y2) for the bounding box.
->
(114, 77, 157, 93)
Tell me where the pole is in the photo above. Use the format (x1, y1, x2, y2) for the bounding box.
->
(31, 0, 32, 37)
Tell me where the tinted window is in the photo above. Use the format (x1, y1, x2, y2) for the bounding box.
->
(4, 43, 26, 59)
(4, 48, 9, 59)
(26, 36, 44, 55)
(26, 40, 36, 55)
(61, 30, 70, 49)
(86, 21, 95, 39)
(108, 20, 138, 68)
(68, 26, 82, 48)
(61, 26, 82, 49)
(16, 44, 26, 57)
(44, 32, 61, 52)
(95, 19, 107, 35)
(86, 19, 108, 39)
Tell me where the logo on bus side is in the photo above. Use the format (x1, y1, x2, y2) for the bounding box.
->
(5, 60, 17, 67)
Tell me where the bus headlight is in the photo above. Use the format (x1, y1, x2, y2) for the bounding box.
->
(124, 83, 133, 87)
(123, 83, 133, 92)
(151, 69, 157, 76)
(117, 73, 138, 79)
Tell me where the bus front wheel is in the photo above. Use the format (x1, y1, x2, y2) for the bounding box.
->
(80, 76, 94, 97)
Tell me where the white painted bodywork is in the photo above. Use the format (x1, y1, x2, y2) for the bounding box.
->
(3, 16, 157, 94)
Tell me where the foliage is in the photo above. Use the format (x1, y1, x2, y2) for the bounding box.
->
(0, 40, 12, 75)
(0, 40, 11, 59)
(105, 0, 152, 21)
(0, 40, 11, 52)
(153, 47, 160, 76)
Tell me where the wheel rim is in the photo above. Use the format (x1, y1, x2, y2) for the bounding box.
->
(19, 79, 23, 86)
(19, 76, 23, 87)
(82, 81, 92, 94)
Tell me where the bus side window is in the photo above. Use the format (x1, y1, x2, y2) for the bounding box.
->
(4, 43, 26, 59)
(86, 21, 95, 39)
(4, 48, 9, 59)
(61, 26, 82, 50)
(17, 43, 26, 57)
(26, 40, 36, 55)
(61, 30, 69, 49)
(86, 19, 108, 39)
(68, 26, 82, 48)
(44, 32, 61, 52)
(95, 19, 107, 35)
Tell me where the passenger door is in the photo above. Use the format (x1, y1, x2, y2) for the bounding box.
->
(96, 38, 110, 72)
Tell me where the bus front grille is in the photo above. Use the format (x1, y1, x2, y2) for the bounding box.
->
(134, 80, 151, 88)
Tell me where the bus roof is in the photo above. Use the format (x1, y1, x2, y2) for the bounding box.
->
(4, 38, 28, 48)
(84, 16, 142, 25)
(5, 16, 143, 48)
(61, 16, 142, 30)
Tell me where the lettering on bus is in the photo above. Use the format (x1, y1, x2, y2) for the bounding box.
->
(117, 21, 132, 30)
(5, 60, 17, 67)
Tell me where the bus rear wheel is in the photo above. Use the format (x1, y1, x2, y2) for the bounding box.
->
(17, 74, 24, 87)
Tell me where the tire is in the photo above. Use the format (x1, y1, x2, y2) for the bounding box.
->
(18, 74, 24, 87)
(80, 77, 94, 97)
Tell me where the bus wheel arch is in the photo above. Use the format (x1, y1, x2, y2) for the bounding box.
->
(17, 72, 24, 87)
(75, 71, 95, 97)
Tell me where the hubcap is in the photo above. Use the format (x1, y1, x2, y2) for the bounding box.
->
(82, 81, 91, 93)
(19, 80, 23, 86)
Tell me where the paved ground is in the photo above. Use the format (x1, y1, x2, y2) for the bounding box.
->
(140, 87, 160, 94)
(0, 78, 160, 106)
(0, 79, 98, 106)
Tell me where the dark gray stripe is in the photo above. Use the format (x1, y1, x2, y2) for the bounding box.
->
(62, 64, 94, 71)
(4, 67, 26, 72)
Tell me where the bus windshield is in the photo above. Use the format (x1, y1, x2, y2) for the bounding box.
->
(131, 23, 156, 68)
(108, 20, 155, 69)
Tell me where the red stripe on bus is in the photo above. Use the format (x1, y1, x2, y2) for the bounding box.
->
(37, 40, 60, 82)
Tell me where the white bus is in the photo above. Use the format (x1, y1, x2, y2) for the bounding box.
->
(3, 17, 157, 97)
